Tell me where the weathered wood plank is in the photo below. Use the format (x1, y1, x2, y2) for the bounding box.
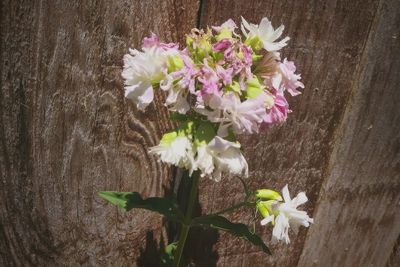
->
(0, 0, 199, 265)
(298, 0, 400, 265)
(387, 236, 400, 267)
(1, 0, 399, 266)
(198, 0, 381, 266)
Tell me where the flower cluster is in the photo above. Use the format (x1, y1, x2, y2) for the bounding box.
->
(256, 185, 313, 244)
(122, 17, 312, 245)
(122, 17, 304, 181)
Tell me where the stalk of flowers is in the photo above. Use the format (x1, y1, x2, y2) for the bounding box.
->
(120, 16, 312, 253)
(122, 17, 304, 181)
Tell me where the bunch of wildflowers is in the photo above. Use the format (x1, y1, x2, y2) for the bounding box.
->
(123, 17, 304, 182)
(119, 16, 312, 255)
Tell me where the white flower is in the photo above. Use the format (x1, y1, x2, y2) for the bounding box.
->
(241, 17, 290, 51)
(213, 19, 237, 32)
(149, 135, 195, 174)
(206, 136, 248, 181)
(122, 46, 167, 109)
(160, 74, 190, 114)
(198, 93, 266, 137)
(194, 144, 215, 177)
(261, 215, 275, 226)
(270, 185, 313, 244)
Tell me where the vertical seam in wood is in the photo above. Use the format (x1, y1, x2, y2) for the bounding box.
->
(196, 0, 206, 28)
(297, 0, 384, 265)
(386, 234, 400, 267)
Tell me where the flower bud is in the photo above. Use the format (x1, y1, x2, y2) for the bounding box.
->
(216, 28, 233, 41)
(255, 189, 283, 201)
(167, 55, 184, 72)
(257, 200, 279, 225)
(252, 53, 263, 63)
(245, 77, 263, 99)
(256, 201, 270, 218)
(226, 81, 241, 94)
(186, 35, 194, 48)
(245, 36, 263, 52)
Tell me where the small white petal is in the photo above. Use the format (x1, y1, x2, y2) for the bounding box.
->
(291, 192, 308, 207)
(281, 184, 291, 203)
(261, 215, 274, 226)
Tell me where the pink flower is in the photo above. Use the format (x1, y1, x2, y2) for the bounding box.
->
(216, 65, 234, 85)
(170, 55, 199, 94)
(213, 39, 234, 63)
(160, 74, 190, 114)
(278, 58, 304, 96)
(142, 33, 179, 50)
(213, 39, 232, 51)
(198, 59, 221, 97)
(264, 92, 290, 124)
(218, 93, 267, 136)
(197, 93, 267, 137)
(142, 32, 159, 48)
(242, 45, 253, 66)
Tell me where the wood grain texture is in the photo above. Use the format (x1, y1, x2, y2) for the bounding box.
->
(0, 0, 199, 266)
(387, 236, 400, 267)
(1, 0, 399, 266)
(298, 0, 400, 265)
(197, 0, 395, 266)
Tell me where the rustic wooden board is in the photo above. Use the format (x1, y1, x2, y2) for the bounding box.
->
(0, 0, 199, 266)
(197, 0, 396, 266)
(298, 0, 400, 265)
(1, 0, 399, 266)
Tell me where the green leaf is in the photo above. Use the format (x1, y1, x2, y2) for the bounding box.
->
(170, 112, 187, 122)
(191, 215, 271, 255)
(194, 121, 216, 145)
(161, 242, 177, 266)
(244, 76, 263, 99)
(98, 191, 184, 223)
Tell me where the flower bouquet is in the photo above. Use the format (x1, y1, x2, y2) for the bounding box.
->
(99, 16, 313, 266)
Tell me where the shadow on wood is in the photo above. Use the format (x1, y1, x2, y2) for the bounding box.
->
(136, 169, 219, 266)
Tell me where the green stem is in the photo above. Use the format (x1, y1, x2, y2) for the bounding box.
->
(212, 201, 249, 216)
(173, 171, 200, 267)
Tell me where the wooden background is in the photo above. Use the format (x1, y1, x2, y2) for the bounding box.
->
(1, 0, 399, 266)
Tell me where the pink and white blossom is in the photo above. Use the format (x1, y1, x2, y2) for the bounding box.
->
(123, 17, 305, 182)
(122, 47, 167, 109)
(217, 93, 267, 136)
(142, 32, 179, 50)
(278, 58, 305, 96)
(120, 16, 310, 252)
(264, 92, 291, 124)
